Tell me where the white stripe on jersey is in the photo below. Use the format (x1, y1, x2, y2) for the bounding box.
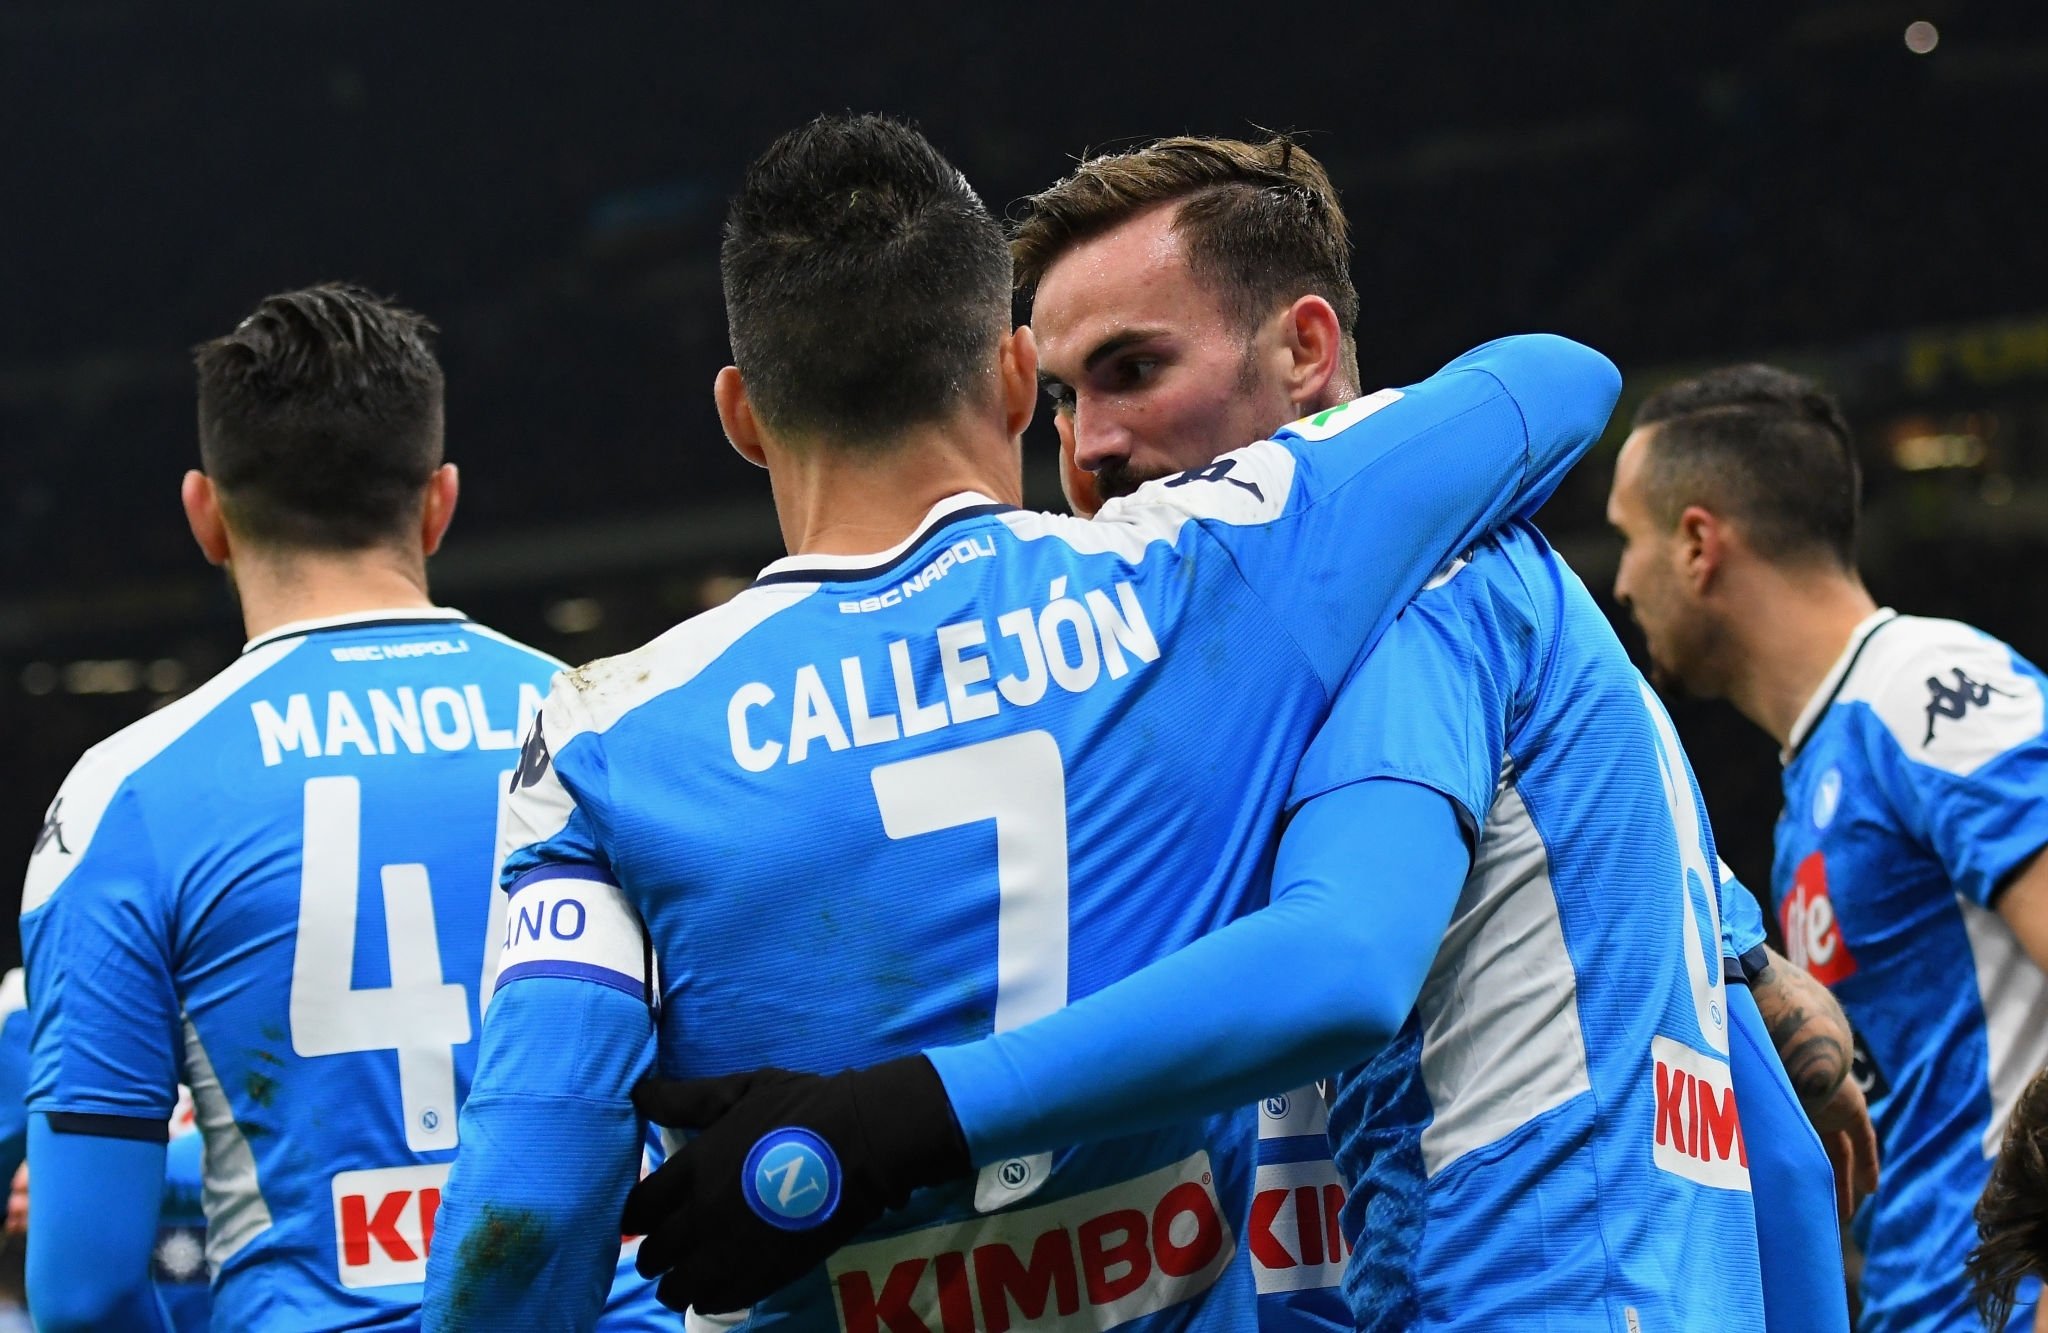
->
(22, 638, 304, 915)
(1418, 777, 1592, 1176)
(1957, 896, 2048, 1157)
(182, 1014, 274, 1269)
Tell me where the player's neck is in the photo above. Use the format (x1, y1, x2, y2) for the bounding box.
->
(765, 418, 1024, 558)
(228, 545, 437, 643)
(1723, 565, 1879, 750)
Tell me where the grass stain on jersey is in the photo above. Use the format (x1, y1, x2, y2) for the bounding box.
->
(245, 1071, 279, 1107)
(446, 1205, 547, 1313)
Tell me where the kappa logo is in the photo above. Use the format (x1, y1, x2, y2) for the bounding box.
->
(34, 799, 69, 856)
(1780, 852, 1857, 986)
(744, 1128, 842, 1230)
(509, 715, 551, 791)
(1923, 668, 2016, 745)
(1163, 458, 1263, 502)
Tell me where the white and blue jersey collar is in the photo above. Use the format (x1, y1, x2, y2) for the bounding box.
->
(242, 606, 468, 655)
(750, 491, 1017, 589)
(1782, 607, 1899, 763)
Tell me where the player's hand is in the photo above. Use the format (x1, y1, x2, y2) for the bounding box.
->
(5, 1162, 25, 1237)
(623, 1055, 970, 1315)
(1811, 1074, 1879, 1224)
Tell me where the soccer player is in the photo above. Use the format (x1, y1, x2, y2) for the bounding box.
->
(17, 285, 672, 1331)
(624, 136, 1842, 1332)
(421, 114, 1617, 1330)
(1606, 364, 2048, 1331)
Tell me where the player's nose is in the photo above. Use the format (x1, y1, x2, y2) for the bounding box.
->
(1068, 400, 1128, 475)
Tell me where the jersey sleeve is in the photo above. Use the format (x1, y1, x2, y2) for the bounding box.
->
(1718, 860, 1769, 965)
(19, 767, 182, 1134)
(1855, 632, 2048, 907)
(929, 777, 1470, 1164)
(1285, 542, 1533, 832)
(1104, 334, 1618, 694)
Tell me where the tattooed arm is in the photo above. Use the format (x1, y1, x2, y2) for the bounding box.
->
(1751, 943, 1880, 1220)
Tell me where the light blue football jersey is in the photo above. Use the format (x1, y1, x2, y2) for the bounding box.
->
(19, 609, 674, 1331)
(1774, 610, 2048, 1333)
(487, 336, 1620, 1332)
(1293, 525, 1766, 1332)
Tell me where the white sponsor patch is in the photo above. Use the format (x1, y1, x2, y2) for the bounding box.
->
(1650, 1037, 1750, 1192)
(331, 1163, 448, 1288)
(826, 1151, 1234, 1333)
(1249, 1158, 1348, 1295)
(1282, 388, 1405, 441)
(1256, 1085, 1328, 1140)
(492, 871, 649, 1001)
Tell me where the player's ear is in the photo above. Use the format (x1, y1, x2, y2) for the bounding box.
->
(419, 463, 459, 557)
(181, 470, 232, 567)
(998, 325, 1038, 439)
(715, 366, 768, 470)
(1279, 295, 1343, 409)
(1677, 505, 1724, 592)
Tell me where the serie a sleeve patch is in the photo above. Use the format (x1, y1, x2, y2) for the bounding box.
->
(492, 868, 651, 1004)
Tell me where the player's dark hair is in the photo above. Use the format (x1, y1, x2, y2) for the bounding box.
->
(1011, 135, 1360, 382)
(721, 113, 1011, 447)
(193, 284, 445, 551)
(1969, 1069, 2048, 1329)
(1632, 363, 1861, 569)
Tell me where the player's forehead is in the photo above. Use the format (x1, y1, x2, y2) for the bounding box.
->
(1030, 203, 1223, 375)
(1608, 426, 1657, 521)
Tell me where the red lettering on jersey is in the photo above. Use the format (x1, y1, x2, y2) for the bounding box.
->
(974, 1229, 1081, 1331)
(340, 1189, 416, 1267)
(1781, 852, 1858, 985)
(1076, 1209, 1150, 1304)
(838, 1256, 929, 1333)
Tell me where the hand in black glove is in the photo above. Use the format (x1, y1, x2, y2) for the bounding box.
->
(622, 1054, 971, 1316)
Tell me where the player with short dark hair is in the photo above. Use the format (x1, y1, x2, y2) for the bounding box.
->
(421, 113, 1617, 1330)
(19, 284, 672, 1331)
(619, 133, 1823, 1332)
(1610, 364, 2048, 1331)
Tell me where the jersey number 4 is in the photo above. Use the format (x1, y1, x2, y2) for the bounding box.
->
(289, 776, 473, 1152)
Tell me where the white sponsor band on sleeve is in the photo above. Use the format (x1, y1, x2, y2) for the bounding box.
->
(492, 869, 650, 1004)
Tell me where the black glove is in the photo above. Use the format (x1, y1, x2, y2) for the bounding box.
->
(622, 1054, 971, 1315)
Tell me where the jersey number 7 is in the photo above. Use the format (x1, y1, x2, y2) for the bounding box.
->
(872, 730, 1067, 1209)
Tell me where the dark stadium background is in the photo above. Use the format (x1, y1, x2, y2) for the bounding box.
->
(6, 1, 2047, 968)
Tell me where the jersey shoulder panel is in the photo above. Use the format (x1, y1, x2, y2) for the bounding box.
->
(1837, 615, 2045, 778)
(549, 584, 819, 742)
(22, 638, 304, 915)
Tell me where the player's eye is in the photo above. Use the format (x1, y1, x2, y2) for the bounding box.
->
(1042, 382, 1076, 412)
(1108, 357, 1159, 389)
